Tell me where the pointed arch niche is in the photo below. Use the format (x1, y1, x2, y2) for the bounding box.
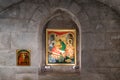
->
(41, 8, 81, 73)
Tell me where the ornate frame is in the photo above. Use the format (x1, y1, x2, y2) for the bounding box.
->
(46, 29, 76, 65)
(16, 49, 31, 66)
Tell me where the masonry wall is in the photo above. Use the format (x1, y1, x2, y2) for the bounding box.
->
(0, 0, 119, 80)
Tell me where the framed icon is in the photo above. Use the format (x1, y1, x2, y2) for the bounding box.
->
(46, 29, 76, 65)
(16, 49, 31, 66)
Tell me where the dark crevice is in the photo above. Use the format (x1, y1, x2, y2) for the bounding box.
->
(0, 0, 25, 14)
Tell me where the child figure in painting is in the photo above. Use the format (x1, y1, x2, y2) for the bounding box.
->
(51, 45, 61, 59)
(65, 39, 74, 59)
(49, 45, 61, 63)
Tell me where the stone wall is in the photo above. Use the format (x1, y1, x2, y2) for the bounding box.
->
(0, 0, 119, 80)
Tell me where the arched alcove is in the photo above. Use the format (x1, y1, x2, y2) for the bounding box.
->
(41, 8, 81, 73)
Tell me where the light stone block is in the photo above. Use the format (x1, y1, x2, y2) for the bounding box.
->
(0, 67, 15, 80)
(82, 33, 105, 50)
(16, 73, 38, 80)
(0, 19, 28, 32)
(25, 21, 39, 32)
(51, 66, 75, 73)
(0, 50, 16, 66)
(11, 32, 38, 49)
(0, 32, 10, 49)
(16, 67, 38, 74)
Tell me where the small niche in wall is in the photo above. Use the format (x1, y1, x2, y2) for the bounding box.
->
(41, 9, 81, 72)
(16, 49, 31, 66)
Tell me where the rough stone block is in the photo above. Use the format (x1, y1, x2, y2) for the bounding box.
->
(16, 73, 38, 80)
(0, 50, 9, 66)
(51, 66, 75, 73)
(98, 4, 120, 20)
(82, 50, 107, 67)
(77, 12, 90, 32)
(0, 32, 10, 49)
(83, 4, 99, 20)
(0, 19, 28, 32)
(105, 32, 120, 50)
(18, 2, 26, 18)
(0, 0, 21, 7)
(0, 67, 15, 80)
(19, 2, 38, 20)
(31, 5, 49, 22)
(80, 71, 104, 80)
(69, 2, 81, 15)
(24, 3, 38, 19)
(74, 0, 95, 4)
(102, 20, 120, 32)
(105, 50, 120, 67)
(59, 0, 72, 9)
(82, 50, 120, 68)
(103, 72, 120, 80)
(0, 50, 16, 66)
(82, 33, 105, 50)
(16, 67, 38, 74)
(11, 32, 38, 49)
(49, 0, 60, 7)
(6, 50, 16, 66)
(106, 20, 120, 32)
(46, 15, 76, 29)
(0, 6, 20, 18)
(25, 21, 39, 32)
(77, 12, 106, 32)
(87, 68, 111, 74)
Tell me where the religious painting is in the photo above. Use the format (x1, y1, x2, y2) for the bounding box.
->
(46, 29, 76, 65)
(16, 49, 31, 66)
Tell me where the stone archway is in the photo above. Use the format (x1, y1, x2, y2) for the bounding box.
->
(40, 8, 82, 73)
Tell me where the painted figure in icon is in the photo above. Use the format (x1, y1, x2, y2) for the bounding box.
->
(17, 50, 30, 66)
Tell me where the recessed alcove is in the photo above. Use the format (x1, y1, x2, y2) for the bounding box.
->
(41, 9, 81, 73)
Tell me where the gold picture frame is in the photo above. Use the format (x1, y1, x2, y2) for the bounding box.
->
(46, 29, 76, 65)
(16, 49, 31, 66)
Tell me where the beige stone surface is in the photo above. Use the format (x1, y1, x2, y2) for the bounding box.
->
(0, 0, 119, 80)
